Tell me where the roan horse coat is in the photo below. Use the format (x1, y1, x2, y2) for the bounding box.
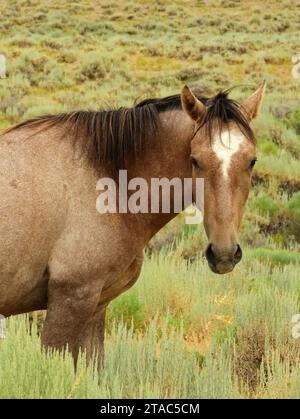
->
(0, 82, 265, 364)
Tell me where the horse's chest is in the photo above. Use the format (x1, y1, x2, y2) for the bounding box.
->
(100, 255, 143, 304)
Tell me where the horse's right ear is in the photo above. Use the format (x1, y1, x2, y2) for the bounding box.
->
(181, 85, 206, 122)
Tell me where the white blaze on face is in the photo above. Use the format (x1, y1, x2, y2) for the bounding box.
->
(212, 130, 244, 178)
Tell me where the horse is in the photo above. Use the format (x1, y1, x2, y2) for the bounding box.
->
(0, 81, 265, 364)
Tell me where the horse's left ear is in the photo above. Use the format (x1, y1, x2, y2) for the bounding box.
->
(240, 81, 266, 122)
(181, 85, 206, 122)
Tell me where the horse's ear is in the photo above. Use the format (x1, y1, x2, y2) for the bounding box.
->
(181, 85, 206, 122)
(240, 81, 266, 122)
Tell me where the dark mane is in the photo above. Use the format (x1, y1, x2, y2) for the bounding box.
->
(3, 90, 254, 170)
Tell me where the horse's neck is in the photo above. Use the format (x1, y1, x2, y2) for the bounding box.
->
(128, 110, 194, 243)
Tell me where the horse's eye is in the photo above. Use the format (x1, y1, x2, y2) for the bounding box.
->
(249, 158, 257, 169)
(190, 156, 199, 169)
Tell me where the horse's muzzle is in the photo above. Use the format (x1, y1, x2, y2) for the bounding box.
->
(205, 243, 242, 274)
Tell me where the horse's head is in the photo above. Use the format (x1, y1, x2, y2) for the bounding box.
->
(181, 82, 266, 274)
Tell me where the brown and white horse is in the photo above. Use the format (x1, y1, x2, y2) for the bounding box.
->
(0, 82, 265, 363)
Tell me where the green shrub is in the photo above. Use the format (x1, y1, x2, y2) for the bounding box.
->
(14, 50, 54, 87)
(76, 61, 107, 82)
(258, 135, 279, 156)
(254, 195, 279, 217)
(285, 109, 300, 135)
(107, 292, 146, 330)
(247, 248, 300, 266)
(75, 52, 114, 83)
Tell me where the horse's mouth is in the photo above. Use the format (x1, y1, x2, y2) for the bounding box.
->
(208, 261, 235, 275)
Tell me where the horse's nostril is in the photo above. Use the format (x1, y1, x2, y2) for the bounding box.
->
(234, 244, 242, 263)
(205, 243, 216, 265)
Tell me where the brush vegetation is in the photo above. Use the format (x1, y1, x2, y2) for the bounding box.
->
(1, 250, 300, 398)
